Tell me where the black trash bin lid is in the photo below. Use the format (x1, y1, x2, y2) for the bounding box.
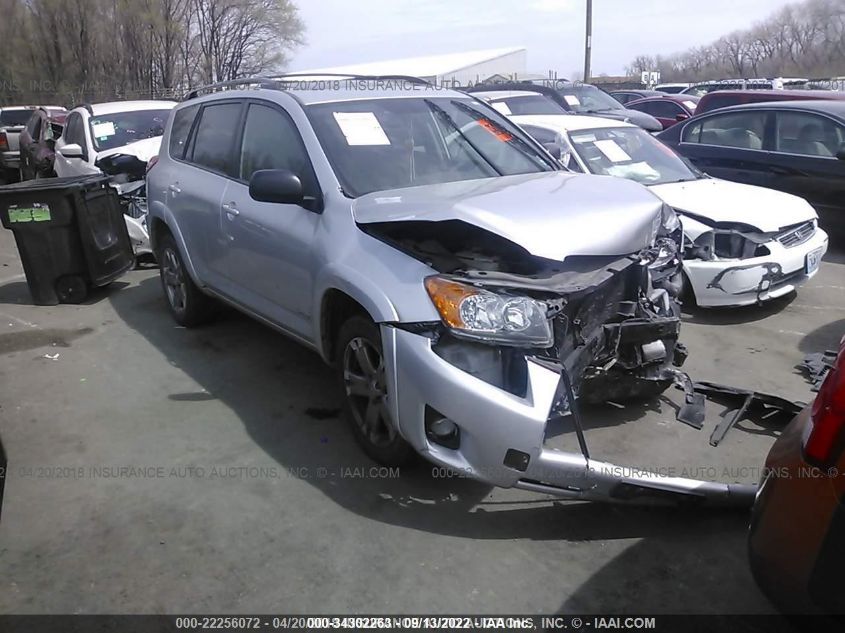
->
(0, 175, 110, 195)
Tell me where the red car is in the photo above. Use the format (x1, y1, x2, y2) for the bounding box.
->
(626, 94, 700, 130)
(19, 106, 67, 180)
(697, 89, 845, 116)
(749, 336, 845, 615)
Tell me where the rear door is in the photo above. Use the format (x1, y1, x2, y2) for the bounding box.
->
(767, 109, 845, 229)
(675, 109, 775, 187)
(216, 99, 322, 338)
(172, 100, 244, 289)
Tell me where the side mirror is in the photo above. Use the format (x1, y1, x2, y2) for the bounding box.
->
(676, 113, 690, 122)
(249, 169, 304, 205)
(543, 142, 563, 159)
(59, 143, 84, 159)
(837, 146, 845, 161)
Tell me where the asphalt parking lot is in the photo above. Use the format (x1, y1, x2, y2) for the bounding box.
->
(0, 225, 843, 615)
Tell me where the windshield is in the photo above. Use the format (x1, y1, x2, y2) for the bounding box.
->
(489, 95, 569, 116)
(307, 97, 556, 197)
(568, 126, 698, 185)
(0, 109, 34, 127)
(555, 85, 624, 113)
(88, 109, 171, 151)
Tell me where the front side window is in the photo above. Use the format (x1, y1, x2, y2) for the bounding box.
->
(774, 111, 844, 157)
(307, 97, 556, 197)
(26, 113, 41, 139)
(89, 109, 171, 152)
(238, 103, 317, 195)
(636, 100, 684, 119)
(188, 102, 242, 176)
(568, 126, 698, 185)
(63, 113, 86, 147)
(682, 111, 767, 150)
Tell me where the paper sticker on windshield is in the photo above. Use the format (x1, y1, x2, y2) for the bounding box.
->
(490, 101, 512, 115)
(333, 112, 390, 146)
(571, 133, 596, 144)
(594, 139, 632, 163)
(606, 161, 660, 181)
(564, 95, 581, 107)
(91, 121, 116, 138)
(683, 101, 697, 110)
(7, 203, 51, 223)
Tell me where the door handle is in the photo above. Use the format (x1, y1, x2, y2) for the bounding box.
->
(222, 202, 239, 217)
(168, 183, 181, 194)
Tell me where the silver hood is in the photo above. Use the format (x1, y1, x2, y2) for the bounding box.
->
(353, 172, 664, 262)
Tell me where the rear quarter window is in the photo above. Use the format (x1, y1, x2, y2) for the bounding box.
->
(169, 105, 199, 160)
(187, 102, 242, 176)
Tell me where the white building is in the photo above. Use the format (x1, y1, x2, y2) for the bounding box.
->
(293, 47, 527, 86)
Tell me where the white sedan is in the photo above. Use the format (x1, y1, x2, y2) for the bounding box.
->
(510, 114, 829, 307)
(55, 100, 176, 258)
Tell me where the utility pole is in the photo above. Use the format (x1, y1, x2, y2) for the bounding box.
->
(583, 0, 593, 83)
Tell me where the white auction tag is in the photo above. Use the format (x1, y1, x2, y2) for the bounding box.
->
(91, 121, 116, 138)
(333, 112, 391, 146)
(490, 102, 512, 115)
(594, 139, 632, 163)
(564, 95, 581, 107)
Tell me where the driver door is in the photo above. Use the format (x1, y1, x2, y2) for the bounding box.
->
(217, 101, 321, 339)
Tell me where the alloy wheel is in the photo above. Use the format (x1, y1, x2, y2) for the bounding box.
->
(342, 337, 396, 447)
(162, 247, 187, 313)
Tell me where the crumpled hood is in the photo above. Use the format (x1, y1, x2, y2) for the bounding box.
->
(95, 136, 162, 163)
(649, 177, 818, 232)
(353, 172, 664, 261)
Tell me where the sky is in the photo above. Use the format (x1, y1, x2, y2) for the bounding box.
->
(289, 0, 798, 77)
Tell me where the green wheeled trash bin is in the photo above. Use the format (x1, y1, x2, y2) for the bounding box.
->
(0, 175, 134, 305)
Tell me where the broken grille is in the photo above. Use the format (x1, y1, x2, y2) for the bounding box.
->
(776, 221, 815, 248)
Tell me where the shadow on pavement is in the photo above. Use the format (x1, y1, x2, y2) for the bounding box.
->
(106, 275, 770, 611)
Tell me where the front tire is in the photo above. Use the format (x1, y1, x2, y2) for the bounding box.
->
(337, 315, 414, 466)
(156, 233, 214, 327)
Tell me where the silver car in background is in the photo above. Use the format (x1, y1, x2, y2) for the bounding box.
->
(146, 76, 750, 506)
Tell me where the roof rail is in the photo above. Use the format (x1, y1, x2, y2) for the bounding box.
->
(183, 72, 435, 100)
(463, 81, 575, 110)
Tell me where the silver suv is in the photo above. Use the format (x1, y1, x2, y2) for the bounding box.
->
(147, 77, 743, 505)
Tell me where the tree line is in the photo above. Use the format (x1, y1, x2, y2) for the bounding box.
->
(626, 0, 845, 82)
(0, 0, 305, 106)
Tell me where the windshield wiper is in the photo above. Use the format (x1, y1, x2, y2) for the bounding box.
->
(423, 99, 502, 176)
(450, 100, 555, 168)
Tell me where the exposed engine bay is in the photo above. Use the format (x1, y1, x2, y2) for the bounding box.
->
(363, 219, 688, 404)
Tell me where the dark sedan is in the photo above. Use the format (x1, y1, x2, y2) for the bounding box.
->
(626, 94, 700, 130)
(19, 106, 67, 180)
(465, 82, 663, 133)
(609, 89, 666, 105)
(658, 100, 845, 234)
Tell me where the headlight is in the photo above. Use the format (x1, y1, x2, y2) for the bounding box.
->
(424, 277, 553, 348)
(647, 237, 679, 269)
(661, 205, 682, 234)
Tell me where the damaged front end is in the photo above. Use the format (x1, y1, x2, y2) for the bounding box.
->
(95, 151, 152, 258)
(367, 214, 760, 506)
(368, 208, 686, 404)
(681, 213, 827, 307)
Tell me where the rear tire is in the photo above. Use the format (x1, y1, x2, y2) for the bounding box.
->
(156, 232, 214, 327)
(336, 315, 415, 466)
